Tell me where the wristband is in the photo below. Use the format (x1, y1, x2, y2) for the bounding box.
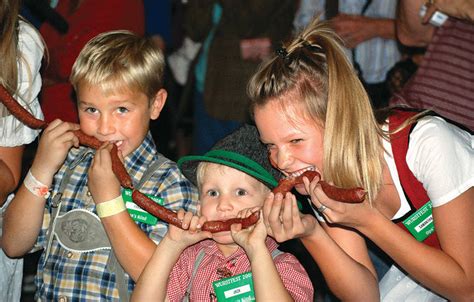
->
(24, 170, 50, 198)
(96, 195, 126, 218)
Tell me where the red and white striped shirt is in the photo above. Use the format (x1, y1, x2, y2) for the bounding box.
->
(166, 238, 314, 301)
(391, 18, 474, 131)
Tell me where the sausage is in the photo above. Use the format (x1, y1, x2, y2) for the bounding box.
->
(0, 84, 47, 129)
(132, 190, 259, 233)
(110, 144, 134, 189)
(72, 130, 102, 149)
(201, 212, 260, 233)
(132, 190, 182, 227)
(273, 170, 366, 203)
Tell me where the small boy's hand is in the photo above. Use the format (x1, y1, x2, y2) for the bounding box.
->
(32, 119, 80, 182)
(89, 143, 121, 203)
(230, 207, 267, 257)
(166, 209, 211, 251)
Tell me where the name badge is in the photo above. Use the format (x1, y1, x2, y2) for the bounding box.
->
(213, 272, 255, 302)
(122, 189, 164, 225)
(402, 201, 435, 242)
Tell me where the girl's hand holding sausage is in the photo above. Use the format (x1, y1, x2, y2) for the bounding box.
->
(165, 209, 212, 251)
(302, 176, 375, 229)
(230, 207, 266, 257)
(31, 119, 80, 184)
(263, 191, 318, 243)
(88, 143, 121, 204)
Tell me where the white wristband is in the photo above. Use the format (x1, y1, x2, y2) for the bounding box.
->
(96, 195, 126, 218)
(24, 170, 50, 198)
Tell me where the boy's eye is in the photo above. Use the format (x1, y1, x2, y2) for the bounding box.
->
(236, 189, 247, 196)
(85, 107, 98, 114)
(290, 138, 303, 144)
(117, 107, 129, 114)
(206, 190, 218, 197)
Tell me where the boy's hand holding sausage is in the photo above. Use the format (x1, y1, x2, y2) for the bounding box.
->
(31, 119, 80, 185)
(88, 143, 122, 203)
(230, 207, 267, 258)
(164, 209, 212, 252)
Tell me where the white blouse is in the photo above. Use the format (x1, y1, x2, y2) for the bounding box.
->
(0, 20, 44, 147)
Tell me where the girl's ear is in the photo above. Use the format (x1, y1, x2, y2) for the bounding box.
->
(149, 89, 167, 120)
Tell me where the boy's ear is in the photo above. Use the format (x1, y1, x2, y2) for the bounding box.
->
(150, 89, 167, 120)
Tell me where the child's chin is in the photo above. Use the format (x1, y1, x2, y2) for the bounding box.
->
(212, 231, 233, 243)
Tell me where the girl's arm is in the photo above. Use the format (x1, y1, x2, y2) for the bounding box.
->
(0, 146, 23, 206)
(262, 193, 379, 301)
(361, 189, 474, 301)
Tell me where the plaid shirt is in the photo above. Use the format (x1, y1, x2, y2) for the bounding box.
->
(167, 238, 314, 301)
(34, 133, 198, 301)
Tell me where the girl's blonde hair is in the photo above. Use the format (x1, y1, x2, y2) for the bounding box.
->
(248, 17, 384, 202)
(70, 30, 165, 102)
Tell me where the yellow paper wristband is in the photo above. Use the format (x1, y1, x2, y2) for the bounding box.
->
(96, 196, 126, 218)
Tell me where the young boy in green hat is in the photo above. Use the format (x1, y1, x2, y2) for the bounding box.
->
(132, 124, 313, 301)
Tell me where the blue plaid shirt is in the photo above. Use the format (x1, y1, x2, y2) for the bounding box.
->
(34, 132, 198, 301)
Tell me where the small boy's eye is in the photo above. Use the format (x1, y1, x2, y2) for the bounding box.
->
(290, 138, 303, 144)
(206, 190, 218, 197)
(236, 189, 247, 196)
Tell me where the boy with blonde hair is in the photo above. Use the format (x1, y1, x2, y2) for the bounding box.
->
(132, 125, 313, 301)
(3, 30, 198, 301)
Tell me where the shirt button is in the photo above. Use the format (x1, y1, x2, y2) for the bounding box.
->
(59, 296, 68, 302)
(66, 252, 73, 258)
(87, 191, 92, 197)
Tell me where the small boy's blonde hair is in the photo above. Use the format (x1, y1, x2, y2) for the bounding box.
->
(70, 30, 165, 102)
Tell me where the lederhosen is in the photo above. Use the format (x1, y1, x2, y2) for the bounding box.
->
(43, 149, 169, 301)
(389, 110, 441, 249)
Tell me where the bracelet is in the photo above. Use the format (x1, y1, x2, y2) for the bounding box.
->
(96, 195, 126, 218)
(24, 170, 50, 198)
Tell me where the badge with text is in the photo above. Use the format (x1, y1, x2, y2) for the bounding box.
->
(213, 272, 255, 302)
(122, 189, 163, 225)
(402, 201, 435, 242)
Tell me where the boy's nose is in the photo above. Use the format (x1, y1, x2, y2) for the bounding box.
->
(216, 197, 234, 212)
(97, 115, 115, 136)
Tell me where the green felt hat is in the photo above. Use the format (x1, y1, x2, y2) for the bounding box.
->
(177, 124, 281, 189)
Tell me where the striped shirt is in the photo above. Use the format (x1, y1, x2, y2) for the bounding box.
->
(293, 0, 400, 84)
(391, 19, 474, 131)
(166, 238, 314, 301)
(34, 133, 198, 301)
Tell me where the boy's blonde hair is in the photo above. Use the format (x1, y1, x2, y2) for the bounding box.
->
(70, 30, 165, 102)
(247, 18, 383, 202)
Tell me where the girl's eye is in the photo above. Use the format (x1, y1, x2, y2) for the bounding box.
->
(236, 189, 247, 196)
(117, 107, 129, 114)
(206, 190, 218, 197)
(290, 138, 303, 144)
(264, 143, 275, 151)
